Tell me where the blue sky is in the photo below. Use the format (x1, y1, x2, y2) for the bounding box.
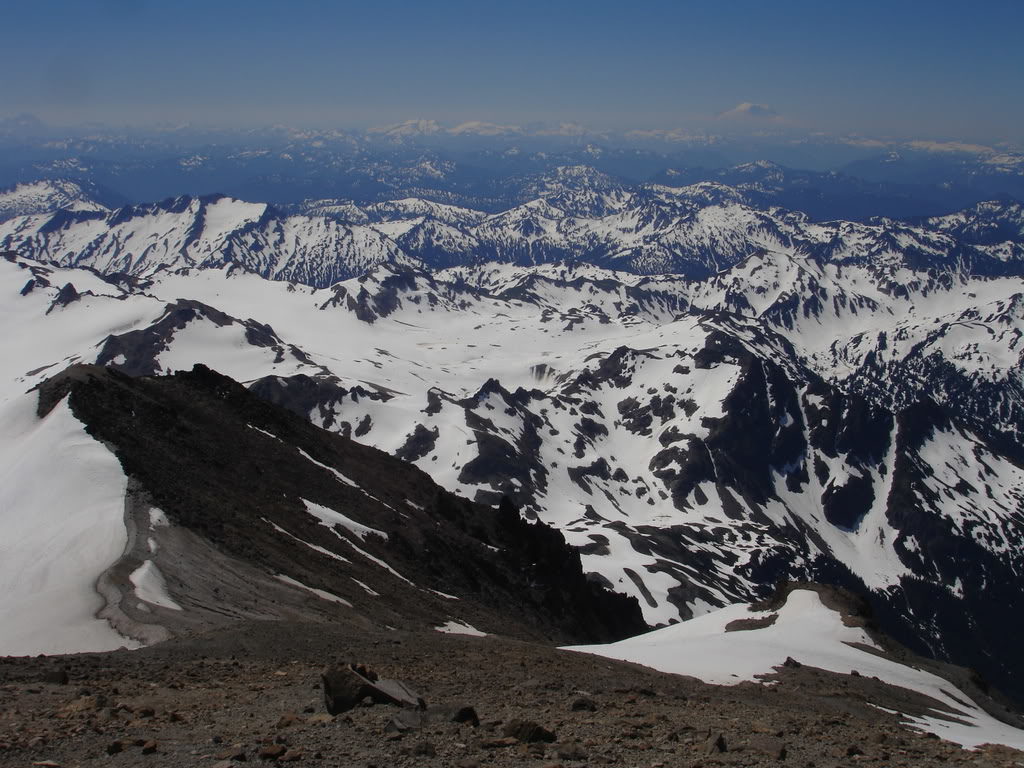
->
(3, 0, 1022, 142)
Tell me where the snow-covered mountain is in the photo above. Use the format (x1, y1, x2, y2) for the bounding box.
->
(0, 179, 111, 221)
(4, 177, 1020, 452)
(1, 238, 1022, 707)
(5, 171, 1023, 286)
(367, 119, 445, 139)
(0, 193, 414, 285)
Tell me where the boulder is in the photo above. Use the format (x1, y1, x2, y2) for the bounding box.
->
(321, 663, 425, 715)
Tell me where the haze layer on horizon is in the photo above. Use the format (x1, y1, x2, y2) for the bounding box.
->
(2, 0, 1021, 144)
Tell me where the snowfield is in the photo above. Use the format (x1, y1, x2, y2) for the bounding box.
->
(0, 392, 139, 655)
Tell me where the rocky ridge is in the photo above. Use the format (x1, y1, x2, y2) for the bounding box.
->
(36, 363, 644, 646)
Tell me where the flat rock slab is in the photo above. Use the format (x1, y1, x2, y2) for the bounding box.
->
(322, 663, 425, 714)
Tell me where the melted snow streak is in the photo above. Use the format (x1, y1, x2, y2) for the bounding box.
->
(275, 574, 352, 607)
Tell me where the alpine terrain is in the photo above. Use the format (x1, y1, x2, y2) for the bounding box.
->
(1, 169, 1023, 765)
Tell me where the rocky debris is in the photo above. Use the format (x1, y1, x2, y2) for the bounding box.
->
(706, 732, 728, 753)
(451, 706, 480, 727)
(747, 734, 787, 759)
(42, 666, 69, 685)
(0, 619, 1020, 768)
(213, 745, 247, 761)
(386, 704, 480, 733)
(556, 742, 589, 760)
(384, 710, 426, 733)
(502, 719, 557, 743)
(257, 743, 287, 760)
(480, 736, 519, 749)
(411, 740, 436, 756)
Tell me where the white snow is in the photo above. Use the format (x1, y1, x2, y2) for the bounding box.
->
(435, 620, 486, 636)
(302, 498, 385, 541)
(430, 589, 459, 600)
(275, 574, 352, 607)
(0, 393, 139, 655)
(352, 578, 379, 596)
(129, 560, 182, 611)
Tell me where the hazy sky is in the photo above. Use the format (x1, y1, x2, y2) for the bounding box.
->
(3, 0, 1022, 142)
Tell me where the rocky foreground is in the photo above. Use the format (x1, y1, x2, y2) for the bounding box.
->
(3, 619, 1024, 768)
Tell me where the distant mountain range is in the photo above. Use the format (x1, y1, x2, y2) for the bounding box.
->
(2, 118, 1021, 216)
(3, 171, 1022, 281)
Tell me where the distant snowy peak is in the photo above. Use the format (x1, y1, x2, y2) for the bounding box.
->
(645, 181, 750, 208)
(364, 198, 488, 228)
(0, 179, 109, 222)
(0, 193, 414, 286)
(6, 179, 1024, 294)
(925, 200, 1024, 245)
(292, 198, 370, 224)
(448, 121, 523, 136)
(368, 119, 444, 139)
(363, 119, 604, 143)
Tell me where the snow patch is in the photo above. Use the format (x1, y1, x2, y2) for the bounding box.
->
(129, 560, 182, 611)
(275, 574, 352, 607)
(435, 620, 486, 637)
(302, 498, 385, 541)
